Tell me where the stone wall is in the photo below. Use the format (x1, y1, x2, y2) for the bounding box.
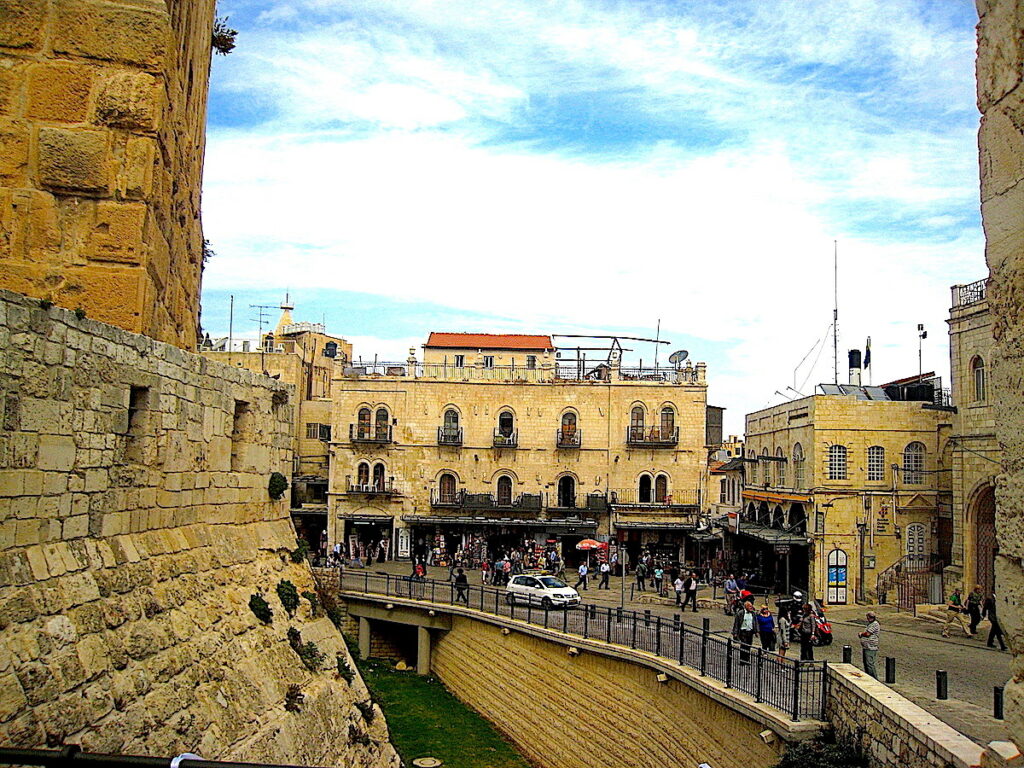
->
(826, 664, 983, 768)
(0, 289, 398, 766)
(0, 0, 214, 348)
(430, 613, 781, 768)
(976, 0, 1024, 750)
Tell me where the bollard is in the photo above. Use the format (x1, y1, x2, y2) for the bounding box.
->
(885, 657, 896, 684)
(995, 686, 1005, 720)
(842, 645, 852, 664)
(936, 670, 948, 700)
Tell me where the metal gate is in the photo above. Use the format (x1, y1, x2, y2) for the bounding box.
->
(827, 548, 848, 604)
(975, 486, 997, 594)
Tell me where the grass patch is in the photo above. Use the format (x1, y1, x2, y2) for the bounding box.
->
(357, 657, 531, 768)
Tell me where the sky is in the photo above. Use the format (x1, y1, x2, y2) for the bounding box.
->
(199, 0, 986, 435)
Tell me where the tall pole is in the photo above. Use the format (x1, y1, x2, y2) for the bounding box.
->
(228, 294, 234, 367)
(654, 319, 661, 369)
(833, 240, 838, 385)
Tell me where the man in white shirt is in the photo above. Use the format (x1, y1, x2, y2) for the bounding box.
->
(598, 561, 611, 589)
(574, 562, 589, 590)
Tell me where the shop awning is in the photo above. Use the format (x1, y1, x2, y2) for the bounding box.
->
(401, 515, 597, 530)
(742, 490, 814, 505)
(730, 520, 811, 546)
(290, 506, 328, 515)
(687, 530, 721, 543)
(613, 521, 698, 530)
(340, 514, 395, 524)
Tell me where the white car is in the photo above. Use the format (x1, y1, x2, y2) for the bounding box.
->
(505, 574, 580, 609)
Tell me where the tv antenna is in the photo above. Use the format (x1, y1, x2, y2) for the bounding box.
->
(668, 350, 689, 368)
(250, 303, 277, 374)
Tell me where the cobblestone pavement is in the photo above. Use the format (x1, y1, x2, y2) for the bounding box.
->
(354, 562, 1009, 745)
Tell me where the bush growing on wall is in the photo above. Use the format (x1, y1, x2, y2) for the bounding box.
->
(277, 580, 300, 616)
(775, 734, 866, 768)
(249, 593, 273, 623)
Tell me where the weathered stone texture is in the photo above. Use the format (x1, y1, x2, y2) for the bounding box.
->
(0, 0, 212, 349)
(977, 0, 1024, 751)
(0, 290, 399, 766)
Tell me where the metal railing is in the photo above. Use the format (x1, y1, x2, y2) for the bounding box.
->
(626, 426, 679, 446)
(345, 479, 397, 496)
(342, 360, 701, 384)
(556, 429, 581, 448)
(349, 424, 393, 443)
(339, 571, 826, 721)
(876, 554, 945, 611)
(609, 488, 699, 507)
(493, 429, 518, 448)
(437, 426, 463, 445)
(462, 491, 543, 511)
(0, 747, 310, 768)
(953, 279, 987, 308)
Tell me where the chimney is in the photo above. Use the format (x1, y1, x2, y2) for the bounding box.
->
(848, 349, 862, 385)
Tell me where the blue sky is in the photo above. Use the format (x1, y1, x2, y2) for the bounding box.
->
(199, 1, 985, 433)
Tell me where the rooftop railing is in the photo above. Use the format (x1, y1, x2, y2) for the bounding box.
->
(342, 360, 701, 384)
(952, 278, 988, 308)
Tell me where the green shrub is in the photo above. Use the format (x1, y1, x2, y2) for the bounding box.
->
(249, 593, 273, 623)
(337, 653, 355, 683)
(775, 734, 866, 768)
(268, 472, 288, 500)
(277, 579, 300, 616)
(301, 590, 320, 616)
(355, 699, 375, 723)
(291, 539, 310, 563)
(286, 626, 324, 671)
(284, 683, 303, 712)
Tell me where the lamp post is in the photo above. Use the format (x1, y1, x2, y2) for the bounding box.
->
(856, 519, 868, 604)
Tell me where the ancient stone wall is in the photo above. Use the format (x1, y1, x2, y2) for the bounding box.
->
(0, 0, 213, 348)
(976, 0, 1024, 750)
(0, 289, 398, 766)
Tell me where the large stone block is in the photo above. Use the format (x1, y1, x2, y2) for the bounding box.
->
(51, 0, 169, 70)
(26, 63, 93, 123)
(55, 266, 144, 333)
(36, 127, 111, 194)
(93, 71, 160, 130)
(0, 0, 46, 50)
(0, 119, 29, 186)
(86, 201, 147, 265)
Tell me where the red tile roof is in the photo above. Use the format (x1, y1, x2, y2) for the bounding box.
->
(425, 333, 553, 350)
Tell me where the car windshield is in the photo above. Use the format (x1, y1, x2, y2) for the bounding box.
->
(539, 577, 567, 588)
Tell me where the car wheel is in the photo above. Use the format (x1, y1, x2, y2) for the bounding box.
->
(505, 593, 515, 605)
(541, 597, 553, 610)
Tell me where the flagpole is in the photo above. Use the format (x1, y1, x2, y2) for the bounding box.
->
(833, 240, 838, 385)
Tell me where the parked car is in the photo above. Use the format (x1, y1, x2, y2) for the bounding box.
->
(505, 574, 580, 609)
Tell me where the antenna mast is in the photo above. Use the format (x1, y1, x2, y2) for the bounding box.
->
(833, 240, 838, 385)
(653, 319, 661, 368)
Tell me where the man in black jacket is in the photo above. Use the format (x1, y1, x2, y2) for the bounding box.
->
(984, 593, 1006, 651)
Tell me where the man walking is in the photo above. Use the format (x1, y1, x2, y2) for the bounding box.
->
(984, 592, 1007, 651)
(574, 562, 589, 590)
(454, 567, 470, 604)
(674, 575, 685, 606)
(798, 603, 816, 661)
(967, 584, 984, 636)
(635, 561, 647, 592)
(942, 587, 971, 638)
(680, 572, 699, 613)
(732, 601, 757, 664)
(598, 560, 611, 589)
(858, 611, 880, 679)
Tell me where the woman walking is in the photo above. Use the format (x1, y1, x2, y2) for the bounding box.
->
(777, 608, 791, 657)
(756, 605, 777, 652)
(798, 603, 816, 661)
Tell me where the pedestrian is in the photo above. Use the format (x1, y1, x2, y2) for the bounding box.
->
(502, 558, 512, 584)
(942, 587, 971, 638)
(481, 560, 490, 584)
(756, 605, 777, 652)
(776, 608, 791, 658)
(798, 603, 816, 661)
(967, 584, 984, 636)
(599, 561, 611, 589)
(414, 561, 425, 582)
(635, 561, 647, 592)
(574, 562, 589, 590)
(653, 566, 664, 596)
(454, 567, 469, 603)
(674, 575, 684, 605)
(732, 601, 756, 664)
(680, 572, 696, 612)
(984, 592, 1007, 651)
(858, 610, 880, 679)
(723, 573, 738, 613)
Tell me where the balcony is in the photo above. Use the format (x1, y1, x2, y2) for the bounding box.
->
(430, 488, 463, 508)
(345, 479, 398, 496)
(952, 278, 987, 308)
(555, 429, 581, 448)
(493, 429, 518, 449)
(625, 426, 679, 447)
(609, 488, 699, 508)
(350, 424, 393, 444)
(462, 492, 542, 512)
(437, 426, 463, 446)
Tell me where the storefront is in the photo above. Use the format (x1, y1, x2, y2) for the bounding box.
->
(291, 506, 328, 557)
(722, 520, 810, 594)
(341, 514, 395, 563)
(613, 521, 695, 568)
(401, 515, 598, 567)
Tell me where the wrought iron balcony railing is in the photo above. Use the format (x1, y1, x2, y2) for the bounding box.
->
(953, 278, 987, 308)
(625, 425, 679, 447)
(556, 429, 581, 448)
(493, 429, 518, 448)
(430, 488, 463, 507)
(346, 479, 397, 496)
(462, 491, 542, 511)
(349, 423, 393, 443)
(609, 488, 699, 507)
(437, 426, 463, 445)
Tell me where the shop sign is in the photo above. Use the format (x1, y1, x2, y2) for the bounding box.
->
(774, 544, 790, 555)
(875, 504, 890, 534)
(728, 511, 740, 534)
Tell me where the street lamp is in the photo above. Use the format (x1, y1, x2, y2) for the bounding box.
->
(856, 519, 868, 603)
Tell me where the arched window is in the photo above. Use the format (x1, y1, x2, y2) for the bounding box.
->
(496, 475, 513, 506)
(903, 442, 925, 485)
(372, 462, 385, 490)
(828, 445, 848, 481)
(498, 411, 514, 437)
(654, 474, 668, 503)
(439, 472, 457, 504)
(557, 476, 576, 508)
(660, 406, 675, 440)
(357, 407, 371, 439)
(630, 406, 645, 442)
(972, 357, 986, 402)
(761, 449, 770, 486)
(793, 443, 804, 489)
(776, 447, 786, 486)
(748, 450, 758, 485)
(638, 474, 653, 504)
(561, 412, 577, 434)
(357, 461, 370, 487)
(868, 446, 885, 482)
(374, 407, 389, 440)
(444, 409, 459, 429)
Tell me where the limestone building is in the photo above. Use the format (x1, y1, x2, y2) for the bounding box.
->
(945, 278, 999, 595)
(202, 297, 353, 549)
(741, 364, 954, 604)
(328, 333, 709, 567)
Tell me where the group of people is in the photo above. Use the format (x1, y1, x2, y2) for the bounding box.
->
(731, 600, 823, 662)
(942, 585, 1005, 649)
(481, 550, 565, 586)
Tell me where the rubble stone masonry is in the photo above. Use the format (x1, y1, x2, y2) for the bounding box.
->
(0, 0, 214, 348)
(976, 0, 1024, 751)
(0, 289, 398, 766)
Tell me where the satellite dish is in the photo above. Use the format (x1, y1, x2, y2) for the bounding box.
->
(668, 350, 689, 367)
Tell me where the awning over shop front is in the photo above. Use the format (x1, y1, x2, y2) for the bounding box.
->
(340, 514, 395, 524)
(729, 520, 811, 546)
(687, 530, 721, 543)
(742, 490, 813, 505)
(401, 515, 597, 530)
(291, 506, 328, 516)
(613, 521, 698, 530)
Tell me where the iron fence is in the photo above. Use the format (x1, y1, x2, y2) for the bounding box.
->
(338, 571, 826, 721)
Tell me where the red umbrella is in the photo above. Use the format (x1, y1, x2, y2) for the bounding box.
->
(575, 539, 603, 550)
